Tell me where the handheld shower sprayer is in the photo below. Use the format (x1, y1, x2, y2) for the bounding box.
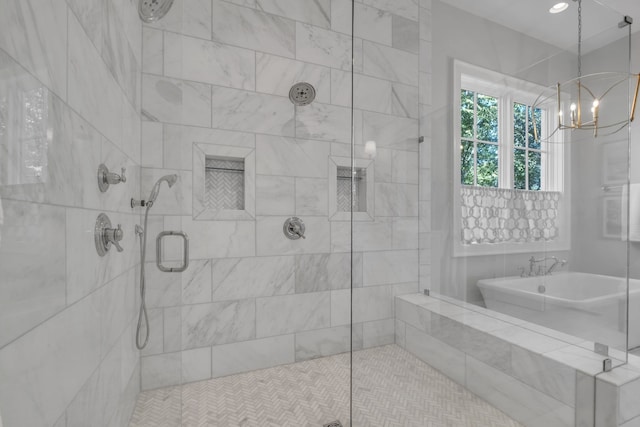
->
(131, 174, 178, 208)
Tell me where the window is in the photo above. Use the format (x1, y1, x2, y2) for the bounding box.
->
(453, 60, 570, 256)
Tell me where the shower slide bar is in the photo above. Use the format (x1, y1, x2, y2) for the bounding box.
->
(156, 231, 189, 272)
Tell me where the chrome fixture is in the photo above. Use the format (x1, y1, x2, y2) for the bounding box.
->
(289, 82, 316, 106)
(156, 231, 189, 272)
(94, 213, 124, 256)
(134, 174, 180, 350)
(283, 217, 306, 240)
(546, 257, 567, 275)
(520, 256, 567, 277)
(97, 164, 126, 193)
(138, 0, 174, 23)
(532, 1, 639, 140)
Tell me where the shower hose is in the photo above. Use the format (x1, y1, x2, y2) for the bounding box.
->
(135, 202, 152, 350)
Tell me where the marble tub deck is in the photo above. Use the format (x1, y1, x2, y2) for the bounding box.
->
(129, 344, 522, 427)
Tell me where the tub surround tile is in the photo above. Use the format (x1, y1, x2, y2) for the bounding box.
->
(164, 32, 255, 90)
(142, 74, 211, 127)
(256, 292, 331, 337)
(182, 300, 256, 349)
(210, 335, 295, 378)
(212, 1, 295, 58)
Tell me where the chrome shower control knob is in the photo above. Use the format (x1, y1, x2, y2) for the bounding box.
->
(95, 213, 125, 256)
(283, 217, 306, 240)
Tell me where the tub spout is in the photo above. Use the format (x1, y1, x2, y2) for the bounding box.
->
(546, 257, 567, 275)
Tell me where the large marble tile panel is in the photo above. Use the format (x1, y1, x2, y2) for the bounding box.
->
(620, 376, 640, 423)
(330, 289, 350, 326)
(68, 13, 122, 146)
(182, 347, 212, 384)
(296, 102, 351, 143)
(352, 285, 393, 323)
(142, 27, 163, 75)
(144, 0, 212, 39)
(392, 15, 419, 54)
(392, 217, 420, 249)
(143, 262, 182, 308)
(375, 183, 419, 216)
(164, 32, 255, 90)
(182, 299, 256, 349)
(363, 112, 419, 154)
(164, 307, 182, 353)
(0, 200, 66, 348)
(164, 124, 255, 171)
(391, 82, 420, 118)
(210, 335, 295, 378)
(363, 250, 419, 286)
(142, 121, 163, 168)
(211, 1, 295, 58)
(0, 288, 101, 427)
(405, 324, 465, 384)
(142, 74, 211, 127)
(466, 356, 574, 427)
(182, 217, 255, 259)
(182, 260, 212, 305)
(296, 23, 352, 70)
(391, 149, 420, 184)
(141, 352, 181, 390)
(99, 269, 136, 358)
(256, 53, 330, 104)
(295, 253, 351, 293)
(362, 319, 395, 348)
(363, 41, 419, 86)
(0, 0, 67, 99)
(256, 216, 330, 255)
(141, 168, 192, 215)
(395, 297, 431, 333)
(140, 309, 164, 356)
(362, 0, 419, 21)
(67, 0, 103, 52)
(211, 86, 294, 136)
(211, 256, 295, 301)
(295, 325, 351, 361)
(349, 219, 394, 252)
(256, 292, 330, 337)
(256, 175, 295, 215)
(295, 177, 328, 216)
(256, 135, 329, 178)
(256, 0, 330, 28)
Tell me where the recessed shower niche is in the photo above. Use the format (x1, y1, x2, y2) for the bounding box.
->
(329, 156, 374, 221)
(192, 144, 255, 220)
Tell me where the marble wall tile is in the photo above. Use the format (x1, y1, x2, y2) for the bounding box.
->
(182, 347, 212, 383)
(362, 0, 419, 21)
(363, 41, 419, 86)
(330, 289, 350, 326)
(141, 168, 192, 215)
(465, 356, 574, 427)
(181, 217, 256, 259)
(256, 53, 331, 104)
(363, 250, 419, 286)
(140, 309, 164, 356)
(392, 217, 420, 249)
(395, 319, 406, 348)
(405, 324, 466, 384)
(211, 256, 295, 301)
(295, 253, 351, 293)
(142, 121, 163, 168)
(257, 0, 330, 28)
(363, 111, 420, 151)
(142, 74, 211, 127)
(182, 260, 212, 304)
(0, 288, 101, 427)
(142, 28, 163, 75)
(256, 216, 330, 255)
(392, 15, 419, 54)
(351, 2, 393, 46)
(391, 150, 420, 184)
(395, 297, 432, 333)
(210, 335, 295, 378)
(352, 285, 393, 323)
(620, 377, 640, 423)
(595, 378, 618, 427)
(144, 0, 212, 40)
(67, 0, 103, 52)
(296, 23, 352, 70)
(295, 177, 328, 216)
(0, 200, 66, 348)
(256, 135, 330, 178)
(164, 32, 255, 90)
(141, 353, 181, 390)
(164, 307, 182, 352)
(99, 269, 136, 358)
(182, 300, 256, 349)
(256, 175, 295, 215)
(362, 319, 395, 348)
(295, 325, 351, 361)
(375, 183, 419, 216)
(212, 1, 295, 57)
(211, 86, 294, 136)
(0, 0, 67, 99)
(419, 6, 432, 41)
(256, 292, 331, 337)
(576, 372, 595, 427)
(350, 219, 394, 252)
(391, 82, 420, 118)
(296, 102, 351, 143)
(163, 124, 255, 171)
(144, 262, 182, 308)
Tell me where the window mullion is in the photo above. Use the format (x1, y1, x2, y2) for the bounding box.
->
(500, 95, 512, 189)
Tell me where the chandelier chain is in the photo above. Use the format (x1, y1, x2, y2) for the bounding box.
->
(577, 0, 582, 77)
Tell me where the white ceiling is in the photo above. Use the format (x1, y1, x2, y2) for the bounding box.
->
(439, 0, 640, 53)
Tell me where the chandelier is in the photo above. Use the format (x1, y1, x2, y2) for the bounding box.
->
(533, 0, 640, 141)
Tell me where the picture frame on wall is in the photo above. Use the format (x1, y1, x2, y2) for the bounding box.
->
(602, 140, 628, 187)
(602, 195, 623, 239)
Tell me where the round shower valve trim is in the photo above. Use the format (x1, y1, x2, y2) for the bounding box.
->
(283, 217, 306, 240)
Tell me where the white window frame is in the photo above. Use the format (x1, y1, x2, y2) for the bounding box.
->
(452, 60, 571, 257)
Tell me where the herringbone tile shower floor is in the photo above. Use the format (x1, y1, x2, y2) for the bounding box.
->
(129, 345, 523, 427)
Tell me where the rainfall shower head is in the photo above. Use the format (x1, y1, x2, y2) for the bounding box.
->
(147, 174, 178, 204)
(139, 0, 175, 23)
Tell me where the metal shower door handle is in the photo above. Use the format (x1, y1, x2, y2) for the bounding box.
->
(156, 231, 189, 272)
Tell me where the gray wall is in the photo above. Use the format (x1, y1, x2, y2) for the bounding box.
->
(139, 0, 426, 389)
(0, 0, 142, 426)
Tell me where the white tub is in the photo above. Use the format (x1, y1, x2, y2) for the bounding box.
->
(477, 272, 640, 348)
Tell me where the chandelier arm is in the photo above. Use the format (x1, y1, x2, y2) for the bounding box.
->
(631, 73, 640, 122)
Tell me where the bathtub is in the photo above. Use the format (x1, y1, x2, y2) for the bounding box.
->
(477, 272, 640, 348)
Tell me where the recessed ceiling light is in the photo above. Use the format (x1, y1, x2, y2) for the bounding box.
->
(549, 2, 569, 13)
